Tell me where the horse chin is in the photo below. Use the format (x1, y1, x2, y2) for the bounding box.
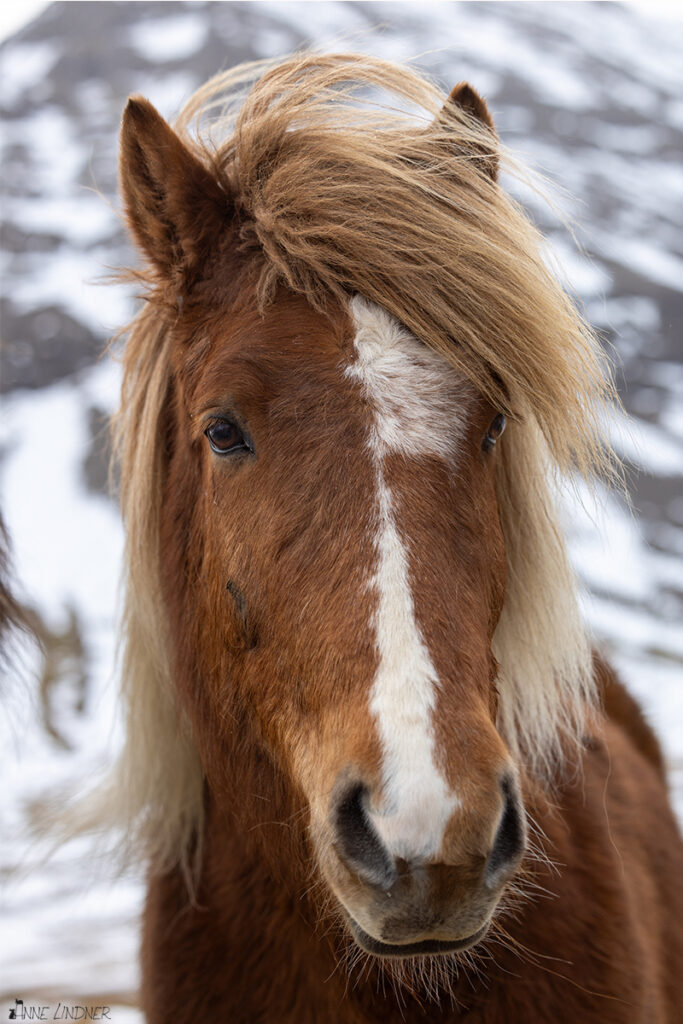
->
(347, 917, 491, 959)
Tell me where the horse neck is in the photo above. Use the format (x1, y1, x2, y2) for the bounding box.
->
(196, 786, 357, 1019)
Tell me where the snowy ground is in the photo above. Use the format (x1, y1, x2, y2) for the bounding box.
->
(1, 2, 681, 1018)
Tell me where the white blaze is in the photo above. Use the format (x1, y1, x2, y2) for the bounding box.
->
(346, 295, 471, 861)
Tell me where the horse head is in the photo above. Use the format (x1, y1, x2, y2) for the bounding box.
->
(115, 56, 611, 964)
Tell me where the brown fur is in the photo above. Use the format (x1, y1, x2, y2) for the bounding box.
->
(103, 55, 683, 1021)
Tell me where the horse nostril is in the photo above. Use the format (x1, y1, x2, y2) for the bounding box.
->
(486, 775, 525, 884)
(333, 782, 397, 890)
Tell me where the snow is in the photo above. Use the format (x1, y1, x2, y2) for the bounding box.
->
(128, 13, 209, 63)
(5, 196, 117, 247)
(0, 40, 57, 105)
(0, 360, 142, 1011)
(0, 364, 123, 624)
(596, 236, 683, 294)
(0, 0, 48, 45)
(8, 249, 135, 337)
(610, 410, 683, 477)
(3, 106, 86, 194)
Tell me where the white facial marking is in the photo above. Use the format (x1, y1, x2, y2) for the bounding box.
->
(346, 297, 469, 459)
(346, 295, 471, 862)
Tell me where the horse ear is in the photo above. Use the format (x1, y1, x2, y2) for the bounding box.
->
(119, 97, 231, 287)
(440, 82, 499, 181)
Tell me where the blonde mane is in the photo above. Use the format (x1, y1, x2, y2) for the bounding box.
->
(103, 54, 619, 872)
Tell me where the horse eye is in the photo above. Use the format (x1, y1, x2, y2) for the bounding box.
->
(205, 419, 251, 456)
(483, 414, 506, 452)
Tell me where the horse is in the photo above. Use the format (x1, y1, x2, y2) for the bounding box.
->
(104, 54, 683, 1021)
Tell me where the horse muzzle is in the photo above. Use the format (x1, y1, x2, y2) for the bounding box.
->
(317, 771, 525, 957)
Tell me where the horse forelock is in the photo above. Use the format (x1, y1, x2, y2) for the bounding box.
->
(174, 52, 619, 483)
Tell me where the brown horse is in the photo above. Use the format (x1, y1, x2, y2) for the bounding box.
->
(105, 54, 682, 1021)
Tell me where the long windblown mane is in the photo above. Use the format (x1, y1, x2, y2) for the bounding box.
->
(100, 54, 619, 872)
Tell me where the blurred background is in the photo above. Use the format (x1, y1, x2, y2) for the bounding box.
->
(1, 1, 681, 1018)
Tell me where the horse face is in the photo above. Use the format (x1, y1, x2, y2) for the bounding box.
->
(167, 278, 524, 957)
